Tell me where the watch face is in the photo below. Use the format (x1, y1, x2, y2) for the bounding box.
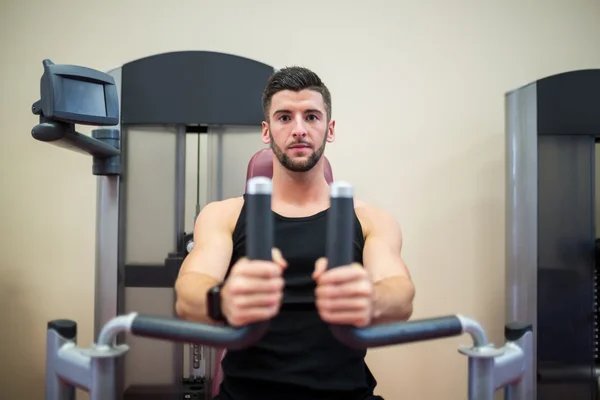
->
(207, 284, 224, 321)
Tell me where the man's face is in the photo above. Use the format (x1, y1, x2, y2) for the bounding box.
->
(262, 89, 335, 172)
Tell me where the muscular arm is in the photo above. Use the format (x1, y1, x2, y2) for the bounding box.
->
(174, 200, 236, 324)
(361, 206, 415, 325)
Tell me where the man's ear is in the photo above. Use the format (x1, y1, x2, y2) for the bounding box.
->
(327, 119, 336, 143)
(261, 121, 270, 145)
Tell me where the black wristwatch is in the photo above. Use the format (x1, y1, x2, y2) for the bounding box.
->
(206, 283, 227, 322)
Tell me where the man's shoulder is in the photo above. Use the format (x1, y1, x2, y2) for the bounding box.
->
(353, 198, 387, 218)
(197, 196, 245, 232)
(354, 199, 400, 236)
(204, 196, 245, 212)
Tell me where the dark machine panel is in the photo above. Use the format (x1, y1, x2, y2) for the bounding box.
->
(120, 50, 275, 125)
(536, 134, 596, 400)
(537, 70, 600, 135)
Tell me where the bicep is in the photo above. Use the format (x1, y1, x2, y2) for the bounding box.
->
(362, 210, 410, 283)
(178, 202, 234, 282)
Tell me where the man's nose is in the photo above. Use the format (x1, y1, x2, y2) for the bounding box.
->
(292, 117, 307, 138)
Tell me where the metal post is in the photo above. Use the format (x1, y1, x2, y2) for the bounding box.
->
(202, 126, 225, 396)
(175, 125, 186, 251)
(46, 323, 76, 400)
(88, 314, 133, 400)
(459, 342, 503, 400)
(89, 356, 119, 400)
(96, 66, 124, 398)
(174, 125, 186, 385)
(216, 129, 224, 201)
(207, 126, 224, 203)
(504, 331, 534, 400)
(95, 176, 121, 339)
(504, 83, 539, 400)
(467, 356, 495, 400)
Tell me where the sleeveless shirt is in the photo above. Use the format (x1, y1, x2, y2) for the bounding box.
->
(217, 194, 378, 400)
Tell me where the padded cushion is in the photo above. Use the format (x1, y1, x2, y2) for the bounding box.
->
(246, 148, 334, 186)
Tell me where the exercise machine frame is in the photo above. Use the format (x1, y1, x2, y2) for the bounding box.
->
(44, 178, 534, 400)
(506, 69, 600, 399)
(33, 58, 534, 400)
(33, 51, 279, 398)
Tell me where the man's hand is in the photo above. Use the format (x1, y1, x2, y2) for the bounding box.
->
(221, 248, 287, 327)
(312, 257, 373, 328)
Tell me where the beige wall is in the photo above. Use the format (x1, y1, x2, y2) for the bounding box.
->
(1, 0, 600, 399)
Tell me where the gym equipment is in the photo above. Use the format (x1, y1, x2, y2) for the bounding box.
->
(32, 51, 279, 399)
(505, 69, 600, 399)
(45, 176, 273, 400)
(44, 180, 535, 400)
(35, 58, 535, 400)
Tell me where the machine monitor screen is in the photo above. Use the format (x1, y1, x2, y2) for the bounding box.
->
(60, 77, 107, 118)
(34, 59, 119, 126)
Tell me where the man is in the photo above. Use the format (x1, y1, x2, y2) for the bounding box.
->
(174, 66, 415, 400)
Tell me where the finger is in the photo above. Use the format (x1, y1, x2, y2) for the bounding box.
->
(317, 264, 366, 285)
(227, 276, 285, 295)
(318, 309, 371, 328)
(312, 257, 328, 280)
(235, 260, 283, 279)
(272, 248, 288, 268)
(316, 279, 372, 299)
(316, 296, 371, 313)
(227, 305, 281, 327)
(231, 291, 283, 309)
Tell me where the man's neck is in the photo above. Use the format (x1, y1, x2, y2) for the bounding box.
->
(271, 161, 330, 206)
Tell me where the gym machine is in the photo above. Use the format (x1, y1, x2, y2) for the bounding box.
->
(33, 58, 535, 400)
(505, 69, 600, 400)
(32, 51, 278, 399)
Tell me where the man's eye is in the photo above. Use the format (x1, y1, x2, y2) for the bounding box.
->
(307, 114, 318, 121)
(279, 115, 290, 121)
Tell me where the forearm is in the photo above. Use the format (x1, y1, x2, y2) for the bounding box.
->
(175, 273, 220, 324)
(371, 275, 415, 325)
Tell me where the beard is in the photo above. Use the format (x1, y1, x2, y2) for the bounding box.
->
(269, 130, 327, 172)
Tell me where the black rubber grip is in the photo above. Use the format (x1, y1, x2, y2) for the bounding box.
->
(246, 188, 273, 261)
(329, 315, 464, 348)
(326, 193, 354, 269)
(130, 315, 269, 350)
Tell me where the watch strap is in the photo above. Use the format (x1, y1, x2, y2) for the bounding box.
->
(207, 283, 227, 322)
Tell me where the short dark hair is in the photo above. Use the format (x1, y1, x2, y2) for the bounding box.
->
(261, 66, 332, 122)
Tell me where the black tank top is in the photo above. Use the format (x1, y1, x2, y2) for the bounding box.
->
(217, 194, 378, 400)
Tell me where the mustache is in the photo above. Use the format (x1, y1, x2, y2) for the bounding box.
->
(288, 140, 311, 147)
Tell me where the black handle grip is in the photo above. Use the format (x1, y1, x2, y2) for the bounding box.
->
(326, 182, 354, 269)
(246, 176, 273, 261)
(329, 315, 464, 348)
(326, 181, 465, 348)
(130, 315, 269, 350)
(129, 177, 273, 349)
